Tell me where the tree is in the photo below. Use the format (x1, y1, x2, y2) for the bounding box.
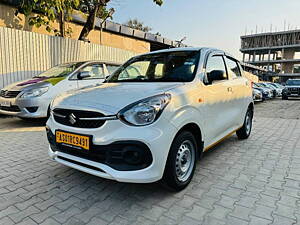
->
(78, 0, 163, 41)
(78, 0, 113, 41)
(16, 0, 163, 40)
(16, 0, 80, 37)
(124, 19, 152, 32)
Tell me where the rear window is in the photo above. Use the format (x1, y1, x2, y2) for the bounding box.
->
(225, 57, 242, 78)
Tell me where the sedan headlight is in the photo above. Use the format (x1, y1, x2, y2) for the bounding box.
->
(118, 94, 171, 126)
(20, 87, 49, 98)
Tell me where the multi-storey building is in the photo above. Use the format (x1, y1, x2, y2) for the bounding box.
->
(240, 30, 300, 82)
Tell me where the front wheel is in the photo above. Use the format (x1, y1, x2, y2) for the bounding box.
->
(282, 95, 288, 100)
(162, 131, 198, 191)
(236, 108, 253, 140)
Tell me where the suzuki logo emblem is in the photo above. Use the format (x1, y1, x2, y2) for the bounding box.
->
(69, 113, 77, 125)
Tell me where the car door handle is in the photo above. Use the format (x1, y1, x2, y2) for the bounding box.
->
(227, 87, 233, 92)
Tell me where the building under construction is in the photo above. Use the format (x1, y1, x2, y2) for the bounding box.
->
(240, 30, 300, 82)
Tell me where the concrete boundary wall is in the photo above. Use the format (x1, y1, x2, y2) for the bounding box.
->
(0, 27, 137, 89)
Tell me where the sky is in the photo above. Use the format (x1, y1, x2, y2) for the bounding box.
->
(108, 0, 300, 60)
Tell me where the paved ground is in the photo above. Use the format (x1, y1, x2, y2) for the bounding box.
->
(0, 99, 300, 225)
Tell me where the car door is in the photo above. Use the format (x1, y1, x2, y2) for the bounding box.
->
(201, 53, 235, 146)
(77, 63, 106, 88)
(224, 56, 251, 127)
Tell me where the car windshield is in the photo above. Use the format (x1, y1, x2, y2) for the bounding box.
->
(255, 83, 264, 88)
(260, 83, 269, 87)
(286, 80, 300, 85)
(271, 83, 282, 88)
(264, 83, 274, 88)
(107, 51, 200, 83)
(33, 62, 83, 78)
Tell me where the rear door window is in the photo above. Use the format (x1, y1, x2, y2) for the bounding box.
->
(225, 57, 242, 79)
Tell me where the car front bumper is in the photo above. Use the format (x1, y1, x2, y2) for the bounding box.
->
(46, 115, 178, 183)
(0, 96, 51, 118)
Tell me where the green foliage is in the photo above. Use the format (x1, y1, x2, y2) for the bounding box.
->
(16, 0, 80, 36)
(17, 0, 164, 40)
(78, 0, 114, 20)
(153, 0, 163, 6)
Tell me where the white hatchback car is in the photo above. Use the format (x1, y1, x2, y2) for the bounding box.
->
(47, 48, 253, 190)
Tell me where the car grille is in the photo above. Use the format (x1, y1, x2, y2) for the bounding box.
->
(53, 108, 107, 128)
(0, 90, 21, 98)
(0, 105, 21, 112)
(288, 87, 300, 95)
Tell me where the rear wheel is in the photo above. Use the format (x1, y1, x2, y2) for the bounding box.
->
(162, 131, 198, 191)
(236, 107, 253, 140)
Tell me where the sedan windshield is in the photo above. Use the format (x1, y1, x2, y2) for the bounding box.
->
(254, 83, 264, 88)
(270, 83, 283, 88)
(286, 80, 300, 86)
(107, 51, 200, 83)
(34, 62, 83, 78)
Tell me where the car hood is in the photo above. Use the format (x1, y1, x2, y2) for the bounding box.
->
(52, 82, 183, 114)
(2, 76, 66, 91)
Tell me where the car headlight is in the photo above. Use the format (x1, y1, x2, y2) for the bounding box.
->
(118, 94, 171, 126)
(20, 87, 49, 98)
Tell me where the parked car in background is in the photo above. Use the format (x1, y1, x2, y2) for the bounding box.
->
(47, 47, 254, 191)
(253, 88, 264, 102)
(259, 83, 277, 97)
(253, 83, 273, 99)
(282, 79, 300, 100)
(263, 82, 282, 97)
(269, 83, 284, 97)
(0, 61, 120, 119)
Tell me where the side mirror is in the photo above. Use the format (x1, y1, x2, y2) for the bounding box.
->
(77, 71, 91, 80)
(208, 70, 226, 84)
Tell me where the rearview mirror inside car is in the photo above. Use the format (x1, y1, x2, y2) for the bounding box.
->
(77, 71, 91, 80)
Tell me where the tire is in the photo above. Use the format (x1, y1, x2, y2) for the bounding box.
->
(236, 107, 253, 140)
(282, 95, 288, 100)
(162, 131, 198, 191)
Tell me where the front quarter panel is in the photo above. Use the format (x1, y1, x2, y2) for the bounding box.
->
(166, 83, 206, 142)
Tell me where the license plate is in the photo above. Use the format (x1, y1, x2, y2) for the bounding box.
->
(0, 100, 11, 107)
(56, 131, 90, 150)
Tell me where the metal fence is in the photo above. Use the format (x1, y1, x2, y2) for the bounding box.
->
(0, 27, 137, 89)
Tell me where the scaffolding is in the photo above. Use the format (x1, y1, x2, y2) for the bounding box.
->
(240, 30, 300, 82)
(241, 30, 300, 49)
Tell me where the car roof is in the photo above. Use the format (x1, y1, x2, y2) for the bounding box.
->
(139, 47, 216, 54)
(135, 47, 238, 60)
(59, 60, 121, 66)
